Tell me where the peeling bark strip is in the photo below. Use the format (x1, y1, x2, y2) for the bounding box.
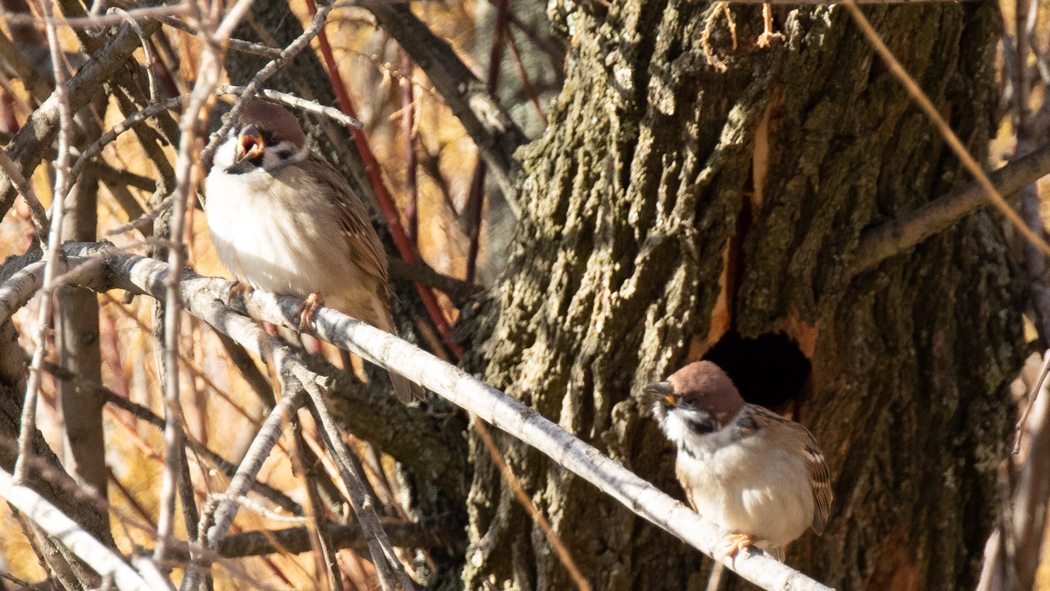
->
(467, 1, 1022, 590)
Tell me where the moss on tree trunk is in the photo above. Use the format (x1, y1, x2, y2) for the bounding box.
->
(462, 1, 1023, 590)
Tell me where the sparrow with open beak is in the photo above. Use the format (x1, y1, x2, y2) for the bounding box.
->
(204, 100, 424, 402)
(645, 360, 831, 560)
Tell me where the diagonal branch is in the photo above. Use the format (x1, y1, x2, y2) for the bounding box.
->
(0, 467, 161, 591)
(852, 140, 1050, 273)
(0, 20, 159, 219)
(369, 2, 527, 212)
(5, 243, 833, 591)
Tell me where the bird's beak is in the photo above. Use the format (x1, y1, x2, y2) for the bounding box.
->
(643, 382, 676, 407)
(236, 126, 264, 163)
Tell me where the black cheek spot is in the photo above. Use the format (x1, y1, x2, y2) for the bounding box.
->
(686, 418, 716, 435)
(274, 146, 297, 160)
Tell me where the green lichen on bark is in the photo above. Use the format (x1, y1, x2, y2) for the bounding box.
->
(463, 1, 1022, 590)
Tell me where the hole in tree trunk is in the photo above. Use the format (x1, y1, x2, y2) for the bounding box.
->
(701, 331, 812, 409)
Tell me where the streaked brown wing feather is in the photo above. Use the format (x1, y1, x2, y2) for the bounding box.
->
(799, 428, 832, 535)
(305, 153, 388, 284)
(747, 406, 832, 535)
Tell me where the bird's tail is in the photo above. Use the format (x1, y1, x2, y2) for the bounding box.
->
(368, 301, 425, 403)
(389, 372, 425, 403)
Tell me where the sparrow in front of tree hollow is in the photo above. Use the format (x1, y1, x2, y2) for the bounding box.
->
(645, 360, 831, 560)
(204, 99, 424, 403)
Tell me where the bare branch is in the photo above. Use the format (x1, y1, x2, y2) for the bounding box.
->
(16, 0, 75, 486)
(1, 5, 190, 28)
(285, 357, 416, 591)
(845, 1, 1050, 273)
(0, 30, 52, 102)
(216, 519, 441, 558)
(387, 255, 482, 307)
(216, 85, 362, 129)
(0, 468, 163, 591)
(0, 20, 160, 220)
(199, 390, 304, 549)
(8, 243, 832, 591)
(0, 148, 50, 239)
(156, 16, 282, 58)
(852, 140, 1050, 274)
(198, 4, 336, 170)
(369, 2, 526, 212)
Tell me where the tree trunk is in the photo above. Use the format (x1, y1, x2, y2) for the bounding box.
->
(463, 2, 1022, 591)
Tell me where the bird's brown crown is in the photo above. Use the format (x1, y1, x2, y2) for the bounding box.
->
(666, 361, 745, 428)
(237, 100, 306, 149)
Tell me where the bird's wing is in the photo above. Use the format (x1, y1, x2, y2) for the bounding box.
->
(798, 425, 832, 535)
(307, 153, 389, 285)
(743, 406, 832, 535)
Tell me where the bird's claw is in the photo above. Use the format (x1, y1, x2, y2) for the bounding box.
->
(230, 282, 254, 299)
(725, 534, 757, 557)
(295, 293, 325, 331)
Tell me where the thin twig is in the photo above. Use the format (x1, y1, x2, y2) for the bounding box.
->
(853, 140, 1050, 272)
(401, 51, 419, 246)
(0, 148, 51, 239)
(465, 0, 508, 284)
(108, 8, 159, 102)
(156, 15, 282, 57)
(505, 22, 547, 126)
(1014, 352, 1050, 453)
(0, 468, 157, 591)
(307, 0, 464, 360)
(15, 0, 74, 485)
(471, 414, 590, 591)
(289, 421, 341, 591)
(1, 4, 190, 27)
(0, 570, 42, 591)
(206, 493, 308, 524)
(216, 85, 362, 129)
(198, 4, 336, 169)
(843, 1, 1050, 264)
(287, 358, 415, 591)
(216, 519, 439, 558)
(387, 255, 482, 307)
(1009, 349, 1050, 591)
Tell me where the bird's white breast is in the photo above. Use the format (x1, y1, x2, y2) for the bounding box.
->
(204, 145, 362, 299)
(666, 409, 814, 549)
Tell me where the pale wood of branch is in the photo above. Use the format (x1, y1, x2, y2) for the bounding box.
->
(0, 244, 835, 591)
(0, 468, 160, 591)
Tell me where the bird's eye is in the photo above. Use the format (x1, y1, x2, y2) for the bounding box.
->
(675, 396, 694, 409)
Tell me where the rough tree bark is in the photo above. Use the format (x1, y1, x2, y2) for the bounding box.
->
(462, 2, 1022, 591)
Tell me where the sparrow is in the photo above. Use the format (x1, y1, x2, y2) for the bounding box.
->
(645, 360, 831, 561)
(204, 99, 424, 403)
